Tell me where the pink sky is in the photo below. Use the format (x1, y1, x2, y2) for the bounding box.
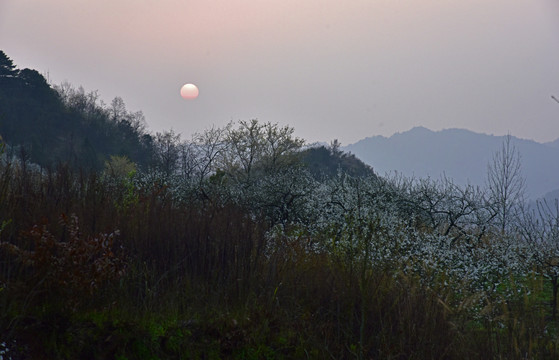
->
(1, 0, 559, 144)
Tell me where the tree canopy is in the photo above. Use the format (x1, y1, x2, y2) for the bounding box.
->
(0, 51, 17, 77)
(0, 51, 154, 170)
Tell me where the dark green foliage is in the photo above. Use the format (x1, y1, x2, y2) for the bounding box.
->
(301, 144, 376, 179)
(0, 51, 17, 77)
(0, 50, 153, 171)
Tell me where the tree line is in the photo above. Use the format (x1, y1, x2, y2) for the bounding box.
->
(0, 50, 373, 179)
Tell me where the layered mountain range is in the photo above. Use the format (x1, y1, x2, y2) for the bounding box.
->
(344, 126, 559, 200)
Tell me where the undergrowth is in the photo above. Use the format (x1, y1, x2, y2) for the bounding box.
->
(0, 156, 558, 359)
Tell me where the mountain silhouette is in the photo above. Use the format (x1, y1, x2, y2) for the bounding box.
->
(344, 127, 559, 199)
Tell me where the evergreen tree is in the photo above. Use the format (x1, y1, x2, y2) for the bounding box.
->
(0, 51, 17, 77)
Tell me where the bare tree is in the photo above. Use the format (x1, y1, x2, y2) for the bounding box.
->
(486, 134, 526, 234)
(192, 126, 228, 186)
(109, 96, 127, 122)
(154, 130, 181, 177)
(408, 176, 491, 242)
(260, 121, 304, 172)
(222, 119, 304, 181)
(177, 141, 199, 182)
(222, 119, 265, 182)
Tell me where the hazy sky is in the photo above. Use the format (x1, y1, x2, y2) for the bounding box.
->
(1, 0, 558, 145)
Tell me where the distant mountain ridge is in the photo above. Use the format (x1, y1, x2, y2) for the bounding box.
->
(344, 127, 559, 200)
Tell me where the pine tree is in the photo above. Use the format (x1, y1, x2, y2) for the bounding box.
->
(0, 50, 17, 77)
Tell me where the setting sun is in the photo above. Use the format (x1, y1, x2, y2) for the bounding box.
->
(180, 83, 199, 100)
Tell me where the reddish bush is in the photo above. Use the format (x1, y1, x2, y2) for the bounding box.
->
(0, 214, 125, 309)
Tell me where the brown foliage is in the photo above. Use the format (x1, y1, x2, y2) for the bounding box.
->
(0, 214, 125, 310)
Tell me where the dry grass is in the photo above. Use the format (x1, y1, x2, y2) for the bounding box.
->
(0, 160, 558, 359)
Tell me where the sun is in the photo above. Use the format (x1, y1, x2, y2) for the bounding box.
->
(180, 83, 199, 100)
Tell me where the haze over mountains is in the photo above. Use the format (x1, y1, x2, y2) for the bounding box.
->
(344, 126, 559, 200)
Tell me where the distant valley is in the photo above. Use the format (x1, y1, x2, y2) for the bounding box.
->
(344, 126, 559, 200)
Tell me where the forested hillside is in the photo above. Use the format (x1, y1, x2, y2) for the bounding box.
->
(1, 50, 559, 359)
(0, 51, 154, 170)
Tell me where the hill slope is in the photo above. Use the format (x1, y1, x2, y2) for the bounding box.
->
(0, 50, 153, 170)
(344, 126, 559, 199)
